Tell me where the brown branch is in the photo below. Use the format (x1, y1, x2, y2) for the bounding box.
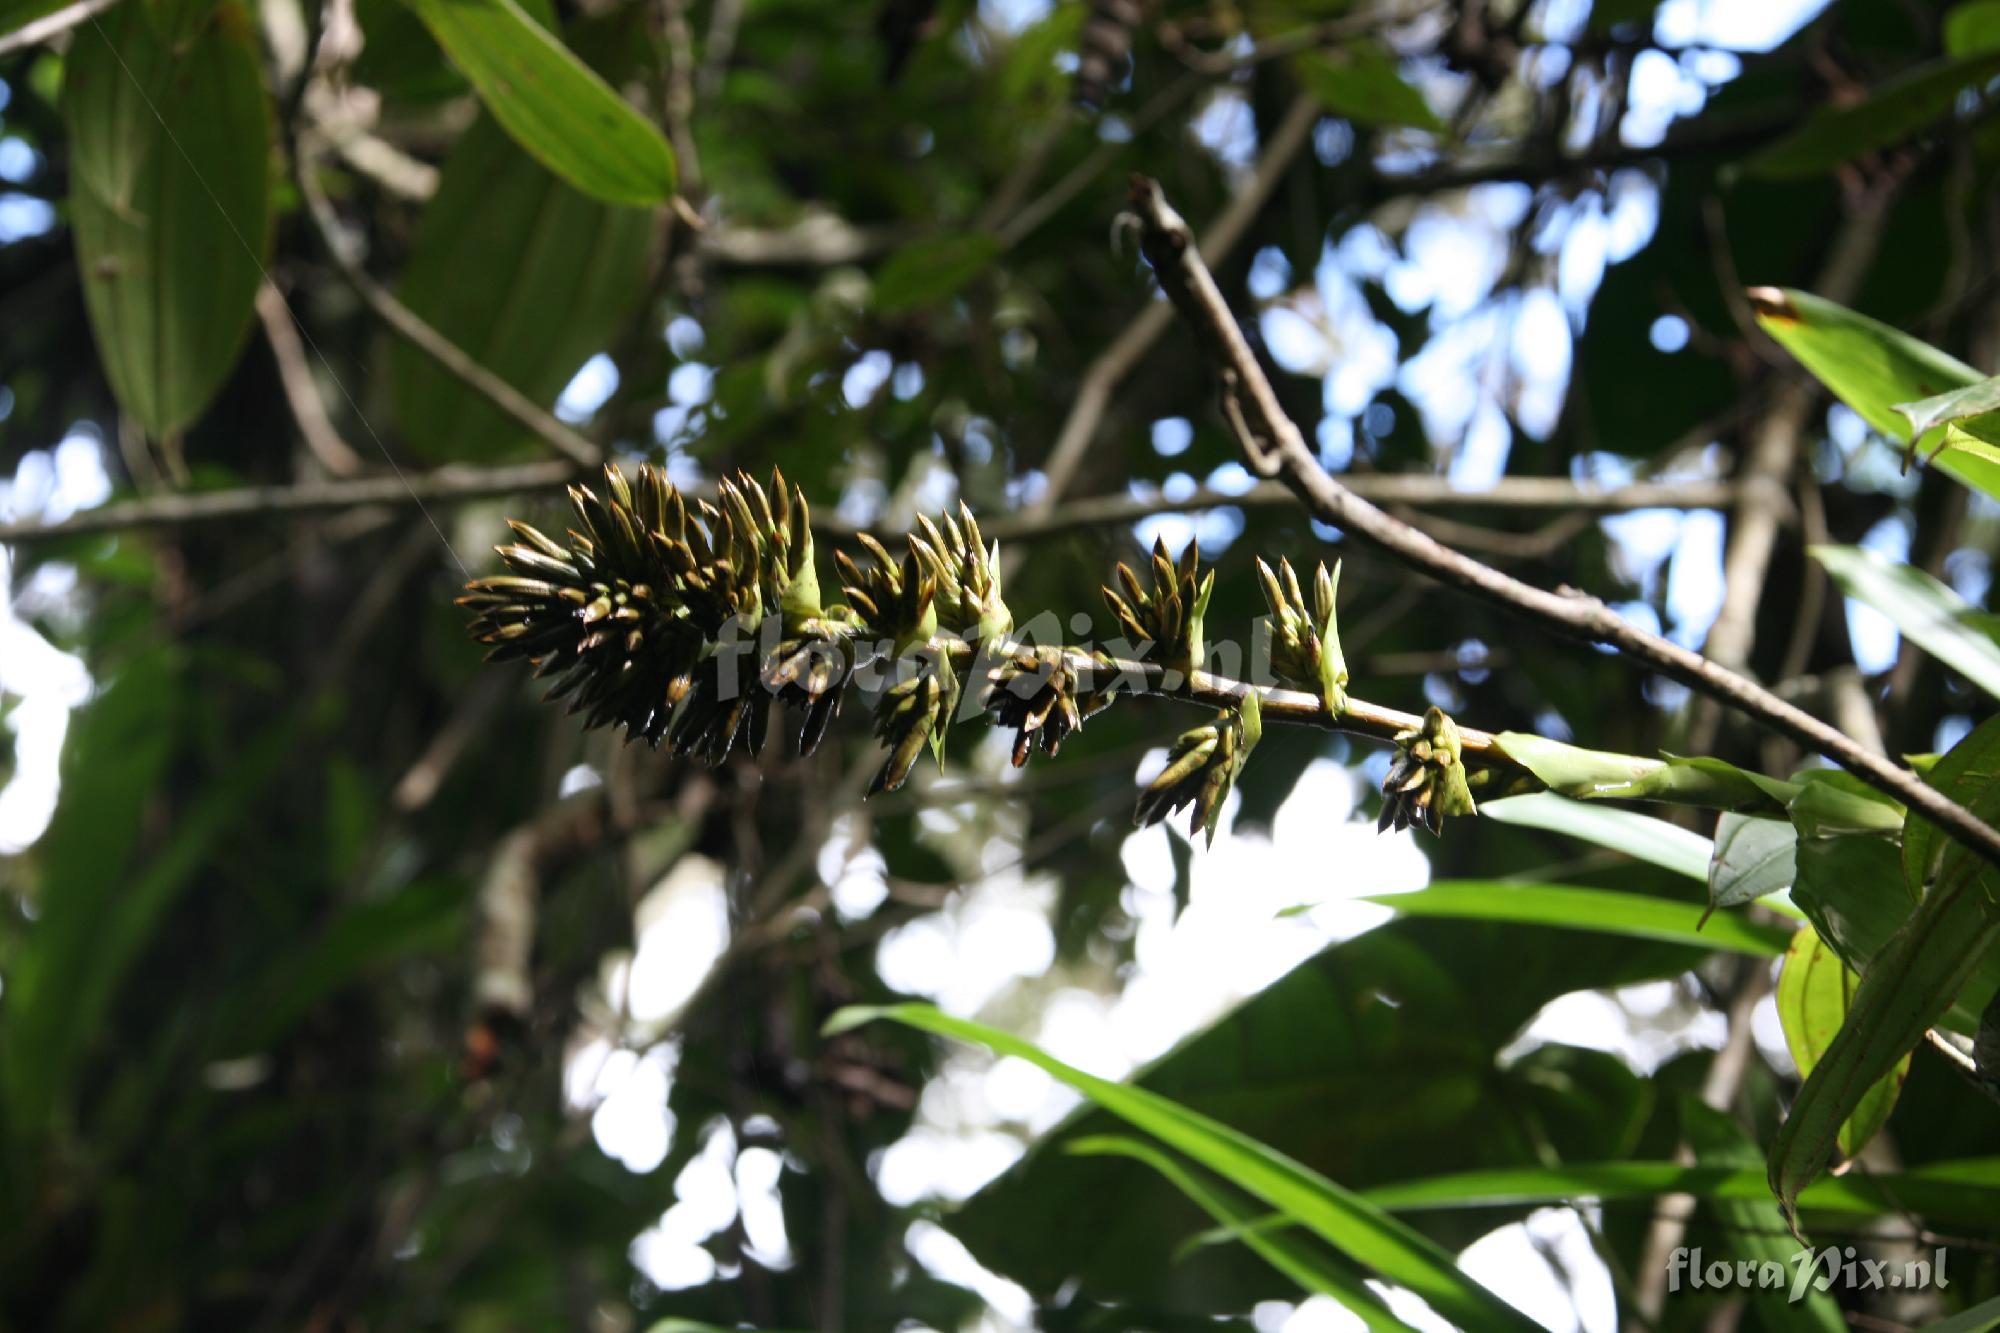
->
(296, 158, 603, 470)
(0, 467, 1743, 546)
(1126, 174, 2000, 870)
(0, 0, 121, 56)
(256, 282, 365, 478)
(1023, 93, 1323, 530)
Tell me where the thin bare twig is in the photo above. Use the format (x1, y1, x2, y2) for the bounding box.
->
(0, 0, 121, 56)
(1023, 93, 1322, 536)
(296, 157, 603, 470)
(1127, 174, 2000, 870)
(257, 282, 365, 478)
(0, 467, 1742, 546)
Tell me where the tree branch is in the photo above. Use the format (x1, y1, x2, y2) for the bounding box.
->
(1126, 174, 2000, 870)
(296, 157, 604, 470)
(0, 0, 121, 57)
(0, 467, 1743, 546)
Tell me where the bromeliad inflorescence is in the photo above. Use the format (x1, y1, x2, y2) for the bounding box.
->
(462, 464, 1486, 840)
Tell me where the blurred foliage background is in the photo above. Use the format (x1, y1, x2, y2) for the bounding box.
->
(2, 0, 2000, 1328)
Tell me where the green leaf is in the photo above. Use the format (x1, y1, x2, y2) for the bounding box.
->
(1492, 733, 1791, 812)
(873, 233, 1002, 314)
(950, 916, 1699, 1310)
(1769, 716, 2000, 1222)
(1361, 881, 1790, 956)
(1945, 0, 2000, 56)
(64, 0, 272, 437)
(1926, 1294, 2000, 1333)
(1904, 707, 2000, 902)
(1480, 792, 1711, 881)
(1708, 814, 1799, 916)
(1789, 832, 2000, 1035)
(826, 1003, 1541, 1331)
(1812, 545, 2000, 698)
(390, 107, 654, 461)
(1292, 43, 1442, 131)
(1066, 1136, 1416, 1333)
(1750, 288, 2000, 502)
(1679, 1100, 1847, 1333)
(1894, 373, 2000, 439)
(1743, 49, 2000, 179)
(1358, 1159, 2000, 1225)
(1776, 923, 1911, 1162)
(403, 0, 676, 205)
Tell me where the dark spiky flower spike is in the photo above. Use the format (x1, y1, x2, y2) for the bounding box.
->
(467, 469, 1488, 846)
(462, 464, 834, 752)
(1102, 535, 1214, 676)
(983, 644, 1122, 767)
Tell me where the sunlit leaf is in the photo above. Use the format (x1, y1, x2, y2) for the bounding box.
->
(405, 0, 676, 205)
(1481, 792, 1710, 880)
(1067, 1136, 1417, 1332)
(826, 1004, 1541, 1331)
(1362, 881, 1790, 956)
(1751, 288, 2000, 502)
(1812, 545, 2000, 698)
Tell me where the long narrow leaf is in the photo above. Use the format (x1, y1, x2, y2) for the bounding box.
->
(1813, 545, 2000, 699)
(1362, 882, 1791, 956)
(826, 1004, 1539, 1331)
(1067, 1136, 1417, 1333)
(1769, 716, 2000, 1223)
(1357, 1160, 2000, 1226)
(1751, 288, 2000, 502)
(1480, 792, 1711, 880)
(406, 0, 676, 205)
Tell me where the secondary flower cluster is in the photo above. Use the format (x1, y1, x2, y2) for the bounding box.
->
(462, 464, 1474, 840)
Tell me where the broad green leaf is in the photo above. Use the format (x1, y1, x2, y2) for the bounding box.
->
(1751, 288, 2000, 502)
(874, 233, 1002, 314)
(1067, 1136, 1416, 1333)
(1777, 923, 1911, 1161)
(64, 0, 272, 437)
(1812, 545, 2000, 698)
(1791, 832, 2000, 1036)
(1769, 716, 2000, 1222)
(403, 0, 676, 205)
(1481, 792, 1710, 880)
(391, 104, 653, 460)
(1293, 43, 1442, 131)
(1363, 881, 1791, 956)
(1680, 1100, 1847, 1333)
(1708, 813, 1798, 915)
(1744, 49, 2000, 179)
(1788, 768, 1905, 837)
(826, 1003, 1541, 1331)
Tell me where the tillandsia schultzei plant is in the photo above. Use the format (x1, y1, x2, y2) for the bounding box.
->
(462, 464, 1814, 844)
